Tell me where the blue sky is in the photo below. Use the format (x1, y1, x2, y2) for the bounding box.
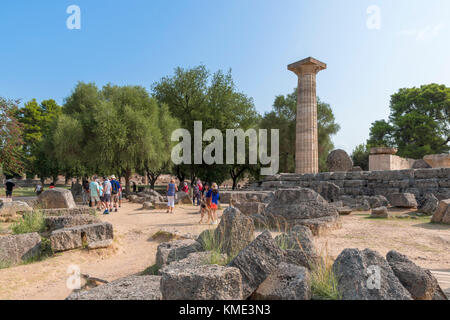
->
(1, 0, 449, 153)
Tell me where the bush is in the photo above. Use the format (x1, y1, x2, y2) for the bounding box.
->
(10, 211, 46, 235)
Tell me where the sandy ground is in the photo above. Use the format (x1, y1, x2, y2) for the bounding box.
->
(0, 202, 449, 300)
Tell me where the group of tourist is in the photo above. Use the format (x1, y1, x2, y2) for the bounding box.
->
(166, 179, 220, 225)
(85, 175, 122, 215)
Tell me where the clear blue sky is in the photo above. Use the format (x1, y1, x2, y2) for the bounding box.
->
(1, 0, 449, 153)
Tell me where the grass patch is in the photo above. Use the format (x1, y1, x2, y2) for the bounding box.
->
(151, 230, 179, 242)
(142, 264, 160, 275)
(199, 229, 235, 266)
(309, 246, 341, 300)
(10, 211, 45, 235)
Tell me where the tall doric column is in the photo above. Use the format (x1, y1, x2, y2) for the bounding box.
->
(288, 57, 327, 174)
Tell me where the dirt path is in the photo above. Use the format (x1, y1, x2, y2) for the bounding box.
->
(0, 203, 449, 300)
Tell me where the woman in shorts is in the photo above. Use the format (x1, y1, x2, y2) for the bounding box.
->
(166, 179, 178, 214)
(205, 183, 220, 225)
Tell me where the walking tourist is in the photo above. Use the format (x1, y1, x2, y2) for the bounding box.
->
(35, 183, 43, 196)
(89, 177, 101, 210)
(102, 176, 112, 214)
(110, 175, 121, 212)
(5, 179, 15, 198)
(166, 178, 178, 214)
(206, 183, 220, 225)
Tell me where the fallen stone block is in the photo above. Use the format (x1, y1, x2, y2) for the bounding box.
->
(275, 225, 319, 269)
(371, 206, 389, 218)
(431, 199, 450, 224)
(233, 202, 266, 215)
(66, 275, 161, 300)
(337, 207, 353, 215)
(38, 188, 76, 209)
(44, 214, 100, 232)
(332, 248, 412, 300)
(50, 222, 113, 252)
(389, 193, 418, 208)
(160, 264, 242, 300)
(386, 250, 448, 300)
(418, 193, 439, 216)
(214, 207, 254, 256)
(0, 233, 41, 265)
(155, 239, 203, 268)
(251, 263, 311, 300)
(40, 207, 96, 216)
(263, 188, 340, 235)
(228, 231, 285, 299)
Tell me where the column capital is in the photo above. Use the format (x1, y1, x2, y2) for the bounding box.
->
(288, 57, 327, 76)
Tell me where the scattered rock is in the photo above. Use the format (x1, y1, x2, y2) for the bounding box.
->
(142, 202, 153, 210)
(66, 275, 162, 300)
(371, 207, 389, 218)
(228, 231, 285, 299)
(275, 225, 319, 269)
(214, 207, 254, 256)
(159, 251, 222, 275)
(389, 193, 418, 209)
(332, 248, 412, 300)
(38, 188, 76, 209)
(251, 263, 311, 300)
(263, 188, 340, 235)
(386, 250, 447, 300)
(160, 264, 243, 300)
(327, 149, 353, 172)
(233, 202, 267, 215)
(0, 232, 42, 265)
(0, 201, 32, 216)
(49, 222, 113, 252)
(431, 199, 450, 224)
(337, 207, 353, 215)
(44, 215, 100, 232)
(155, 239, 203, 268)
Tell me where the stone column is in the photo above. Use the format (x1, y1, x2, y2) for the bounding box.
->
(288, 57, 327, 174)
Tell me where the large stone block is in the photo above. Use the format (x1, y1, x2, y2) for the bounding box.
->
(66, 275, 162, 300)
(160, 264, 243, 300)
(332, 248, 412, 300)
(228, 231, 285, 299)
(40, 207, 96, 216)
(0, 233, 41, 265)
(214, 207, 254, 256)
(386, 250, 447, 300)
(431, 199, 450, 224)
(0, 201, 32, 216)
(44, 215, 100, 232)
(388, 193, 418, 208)
(155, 239, 202, 268)
(233, 202, 266, 215)
(251, 263, 311, 300)
(49, 222, 113, 252)
(263, 188, 339, 234)
(38, 188, 76, 209)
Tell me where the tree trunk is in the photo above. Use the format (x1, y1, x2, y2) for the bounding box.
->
(125, 168, 132, 194)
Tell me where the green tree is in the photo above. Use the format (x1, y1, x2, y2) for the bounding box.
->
(54, 82, 178, 193)
(367, 84, 450, 159)
(259, 89, 340, 173)
(351, 143, 370, 171)
(15, 99, 62, 181)
(152, 66, 260, 187)
(0, 97, 23, 177)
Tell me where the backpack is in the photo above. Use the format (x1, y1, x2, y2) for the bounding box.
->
(111, 180, 119, 195)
